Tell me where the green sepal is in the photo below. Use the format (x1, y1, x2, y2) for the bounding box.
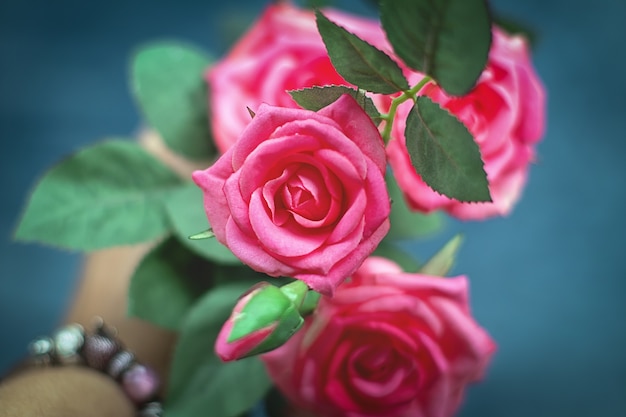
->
(166, 283, 271, 417)
(128, 236, 214, 330)
(130, 42, 217, 160)
(289, 86, 383, 125)
(14, 139, 182, 250)
(189, 229, 215, 240)
(279, 280, 310, 308)
(242, 310, 304, 358)
(165, 182, 240, 264)
(405, 96, 491, 203)
(229, 284, 301, 342)
(315, 11, 409, 94)
(380, 0, 491, 96)
(420, 234, 464, 276)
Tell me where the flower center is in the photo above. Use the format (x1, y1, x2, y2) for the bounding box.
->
(278, 163, 341, 227)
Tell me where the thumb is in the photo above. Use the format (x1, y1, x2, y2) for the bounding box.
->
(137, 128, 214, 179)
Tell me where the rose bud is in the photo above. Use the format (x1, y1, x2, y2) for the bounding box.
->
(215, 281, 309, 362)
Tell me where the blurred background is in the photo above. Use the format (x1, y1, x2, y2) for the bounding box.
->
(1, 0, 625, 415)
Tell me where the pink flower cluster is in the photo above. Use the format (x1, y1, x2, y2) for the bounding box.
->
(191, 3, 545, 417)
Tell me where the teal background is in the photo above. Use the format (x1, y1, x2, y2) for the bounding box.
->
(1, 0, 625, 415)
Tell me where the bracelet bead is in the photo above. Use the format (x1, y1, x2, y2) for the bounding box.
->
(122, 363, 160, 404)
(53, 323, 85, 364)
(27, 318, 162, 417)
(27, 336, 55, 365)
(138, 401, 164, 417)
(107, 350, 136, 380)
(83, 333, 121, 371)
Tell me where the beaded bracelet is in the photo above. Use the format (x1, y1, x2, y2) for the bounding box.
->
(28, 317, 163, 417)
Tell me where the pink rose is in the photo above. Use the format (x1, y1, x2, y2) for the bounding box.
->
(387, 27, 546, 220)
(192, 95, 390, 295)
(262, 257, 496, 417)
(207, 2, 389, 153)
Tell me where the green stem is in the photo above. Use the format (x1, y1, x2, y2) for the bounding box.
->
(299, 291, 321, 315)
(381, 76, 432, 144)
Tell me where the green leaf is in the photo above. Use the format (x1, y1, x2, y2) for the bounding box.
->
(380, 0, 491, 96)
(305, 0, 334, 8)
(420, 234, 463, 276)
(128, 237, 215, 330)
(494, 15, 538, 48)
(315, 11, 409, 94)
(131, 42, 216, 160)
(166, 283, 272, 417)
(15, 140, 182, 250)
(372, 240, 420, 272)
(164, 182, 241, 264)
(211, 263, 271, 287)
(289, 86, 383, 125)
(386, 171, 444, 239)
(405, 97, 491, 202)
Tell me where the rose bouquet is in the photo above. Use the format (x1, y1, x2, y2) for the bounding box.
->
(14, 0, 545, 416)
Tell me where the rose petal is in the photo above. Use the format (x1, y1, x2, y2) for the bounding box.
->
(318, 94, 387, 172)
(224, 217, 293, 277)
(297, 219, 390, 295)
(238, 134, 323, 198)
(233, 105, 334, 169)
(249, 189, 329, 257)
(192, 153, 236, 241)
